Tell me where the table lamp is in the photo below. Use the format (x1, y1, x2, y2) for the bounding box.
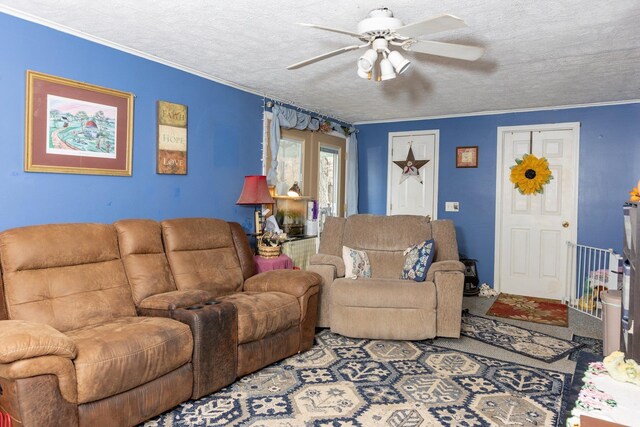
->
(237, 175, 275, 234)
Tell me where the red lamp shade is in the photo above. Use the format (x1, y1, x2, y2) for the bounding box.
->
(236, 175, 275, 205)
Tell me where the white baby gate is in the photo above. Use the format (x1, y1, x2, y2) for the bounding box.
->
(565, 242, 621, 319)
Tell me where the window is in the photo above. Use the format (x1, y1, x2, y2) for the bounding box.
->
(265, 120, 346, 218)
(275, 137, 304, 196)
(319, 146, 340, 219)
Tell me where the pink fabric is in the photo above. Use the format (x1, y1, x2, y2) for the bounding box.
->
(254, 254, 293, 273)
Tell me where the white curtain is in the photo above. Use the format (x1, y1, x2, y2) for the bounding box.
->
(346, 128, 358, 216)
(266, 104, 358, 217)
(267, 105, 319, 185)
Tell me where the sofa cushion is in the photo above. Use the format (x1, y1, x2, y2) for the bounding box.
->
(343, 215, 432, 252)
(243, 270, 321, 298)
(402, 239, 435, 282)
(331, 278, 436, 310)
(342, 215, 432, 279)
(217, 292, 300, 344)
(66, 316, 192, 404)
(0, 223, 137, 332)
(342, 246, 371, 278)
(161, 218, 244, 296)
(317, 217, 347, 257)
(115, 219, 177, 305)
(138, 289, 213, 310)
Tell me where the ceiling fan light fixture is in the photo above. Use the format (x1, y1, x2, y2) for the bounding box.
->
(388, 50, 411, 74)
(357, 49, 378, 72)
(357, 66, 370, 79)
(380, 58, 396, 81)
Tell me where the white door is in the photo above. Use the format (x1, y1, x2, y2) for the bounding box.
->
(387, 131, 439, 218)
(495, 123, 579, 300)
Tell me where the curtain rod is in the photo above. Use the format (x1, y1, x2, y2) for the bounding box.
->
(262, 98, 352, 127)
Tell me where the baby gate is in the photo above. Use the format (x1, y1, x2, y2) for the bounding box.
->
(565, 242, 621, 319)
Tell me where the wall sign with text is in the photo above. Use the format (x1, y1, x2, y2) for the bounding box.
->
(157, 100, 187, 174)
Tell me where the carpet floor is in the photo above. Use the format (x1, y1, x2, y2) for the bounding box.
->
(145, 330, 570, 427)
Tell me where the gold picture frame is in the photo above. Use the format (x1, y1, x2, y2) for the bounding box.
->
(25, 70, 134, 176)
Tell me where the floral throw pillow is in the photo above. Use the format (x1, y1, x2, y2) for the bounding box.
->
(342, 246, 372, 278)
(402, 239, 435, 282)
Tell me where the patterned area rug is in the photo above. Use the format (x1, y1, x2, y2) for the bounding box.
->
(461, 312, 582, 362)
(145, 330, 570, 427)
(568, 335, 603, 361)
(487, 293, 569, 327)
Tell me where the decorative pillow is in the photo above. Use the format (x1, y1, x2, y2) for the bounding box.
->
(402, 239, 435, 282)
(342, 246, 371, 278)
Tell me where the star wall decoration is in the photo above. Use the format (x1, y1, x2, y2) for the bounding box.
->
(393, 144, 429, 184)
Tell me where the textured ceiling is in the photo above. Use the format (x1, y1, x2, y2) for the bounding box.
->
(2, 1, 639, 123)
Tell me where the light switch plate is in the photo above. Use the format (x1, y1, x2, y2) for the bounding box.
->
(445, 202, 460, 212)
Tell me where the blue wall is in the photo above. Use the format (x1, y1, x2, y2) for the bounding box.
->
(358, 104, 640, 284)
(0, 13, 265, 231)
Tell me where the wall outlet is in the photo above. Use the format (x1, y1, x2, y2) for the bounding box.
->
(445, 202, 460, 212)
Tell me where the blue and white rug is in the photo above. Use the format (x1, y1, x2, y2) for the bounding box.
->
(144, 330, 570, 426)
(568, 335, 603, 361)
(461, 311, 583, 362)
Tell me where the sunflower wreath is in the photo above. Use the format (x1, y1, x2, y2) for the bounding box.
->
(510, 153, 553, 195)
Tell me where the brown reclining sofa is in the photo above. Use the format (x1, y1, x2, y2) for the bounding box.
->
(0, 218, 320, 427)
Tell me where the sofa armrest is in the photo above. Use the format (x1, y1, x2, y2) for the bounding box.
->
(0, 320, 76, 364)
(426, 260, 465, 282)
(0, 354, 78, 405)
(138, 290, 213, 311)
(309, 254, 346, 278)
(433, 270, 465, 338)
(307, 264, 339, 328)
(243, 270, 320, 298)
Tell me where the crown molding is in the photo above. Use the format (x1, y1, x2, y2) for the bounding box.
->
(353, 99, 640, 125)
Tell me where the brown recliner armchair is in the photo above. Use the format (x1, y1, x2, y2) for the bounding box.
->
(0, 223, 194, 427)
(115, 218, 321, 378)
(308, 214, 465, 340)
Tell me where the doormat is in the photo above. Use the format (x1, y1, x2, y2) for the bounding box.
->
(486, 293, 569, 327)
(461, 311, 582, 362)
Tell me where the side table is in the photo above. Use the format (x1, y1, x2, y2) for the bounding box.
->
(254, 253, 294, 273)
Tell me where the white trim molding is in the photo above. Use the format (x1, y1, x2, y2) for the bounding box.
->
(493, 122, 580, 293)
(386, 130, 439, 219)
(355, 100, 640, 125)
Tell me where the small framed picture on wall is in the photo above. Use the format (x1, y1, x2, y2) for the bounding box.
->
(456, 146, 478, 168)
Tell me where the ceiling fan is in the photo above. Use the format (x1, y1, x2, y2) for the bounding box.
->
(287, 8, 485, 81)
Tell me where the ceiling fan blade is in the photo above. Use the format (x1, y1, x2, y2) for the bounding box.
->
(396, 14, 467, 38)
(299, 23, 364, 39)
(287, 45, 363, 70)
(406, 40, 484, 61)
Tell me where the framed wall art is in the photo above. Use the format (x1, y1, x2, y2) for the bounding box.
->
(24, 70, 134, 176)
(456, 146, 478, 168)
(157, 100, 187, 174)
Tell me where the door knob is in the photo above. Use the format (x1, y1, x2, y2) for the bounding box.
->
(562, 221, 569, 228)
